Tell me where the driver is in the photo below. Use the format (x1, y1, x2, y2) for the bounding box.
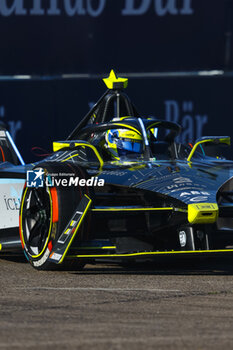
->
(104, 128, 143, 160)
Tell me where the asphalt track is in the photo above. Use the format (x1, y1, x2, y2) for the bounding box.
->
(1, 256, 233, 349)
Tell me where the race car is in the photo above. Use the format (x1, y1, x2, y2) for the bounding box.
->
(17, 70, 233, 270)
(0, 124, 28, 251)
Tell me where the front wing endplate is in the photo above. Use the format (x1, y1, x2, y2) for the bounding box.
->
(48, 194, 92, 264)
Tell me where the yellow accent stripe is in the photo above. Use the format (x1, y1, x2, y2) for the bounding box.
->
(20, 187, 28, 248)
(73, 143, 104, 167)
(61, 153, 79, 162)
(187, 139, 212, 162)
(92, 207, 177, 212)
(111, 123, 141, 135)
(0, 244, 2, 251)
(32, 188, 53, 258)
(102, 246, 116, 249)
(187, 137, 230, 162)
(175, 208, 188, 213)
(67, 249, 233, 259)
(53, 142, 104, 167)
(77, 246, 116, 250)
(146, 122, 161, 130)
(59, 194, 92, 264)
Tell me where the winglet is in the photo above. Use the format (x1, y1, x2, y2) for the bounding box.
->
(103, 70, 128, 90)
(48, 195, 92, 265)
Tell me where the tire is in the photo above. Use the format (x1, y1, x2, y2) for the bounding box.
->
(19, 162, 88, 270)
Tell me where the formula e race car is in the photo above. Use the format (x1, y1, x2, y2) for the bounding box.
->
(15, 71, 233, 270)
(0, 125, 27, 251)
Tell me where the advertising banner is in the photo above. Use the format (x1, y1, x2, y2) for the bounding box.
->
(0, 0, 230, 74)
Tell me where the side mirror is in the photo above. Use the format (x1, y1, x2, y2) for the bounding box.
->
(187, 136, 231, 162)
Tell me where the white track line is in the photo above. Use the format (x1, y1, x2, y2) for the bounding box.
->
(17, 287, 180, 292)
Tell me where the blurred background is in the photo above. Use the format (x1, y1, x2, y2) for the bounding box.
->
(0, 0, 233, 161)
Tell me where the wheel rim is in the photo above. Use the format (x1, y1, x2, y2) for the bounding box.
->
(21, 186, 53, 258)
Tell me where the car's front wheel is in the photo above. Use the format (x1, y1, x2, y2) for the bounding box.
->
(20, 164, 87, 270)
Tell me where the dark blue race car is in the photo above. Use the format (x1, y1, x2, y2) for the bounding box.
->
(3, 71, 233, 270)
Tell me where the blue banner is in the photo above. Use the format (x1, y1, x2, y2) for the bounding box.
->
(0, 0, 231, 74)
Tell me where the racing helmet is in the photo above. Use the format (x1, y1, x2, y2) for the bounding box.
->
(105, 128, 143, 159)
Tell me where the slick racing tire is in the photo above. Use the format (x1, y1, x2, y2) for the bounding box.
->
(19, 162, 89, 270)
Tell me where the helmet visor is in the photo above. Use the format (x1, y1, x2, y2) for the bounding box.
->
(117, 139, 142, 156)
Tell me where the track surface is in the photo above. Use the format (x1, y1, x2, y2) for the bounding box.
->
(1, 256, 233, 349)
